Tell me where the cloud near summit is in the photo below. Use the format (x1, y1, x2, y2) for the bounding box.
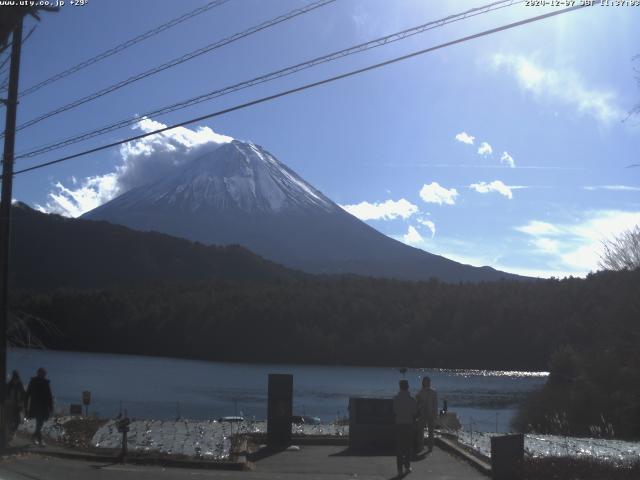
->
(36, 118, 233, 217)
(340, 198, 418, 221)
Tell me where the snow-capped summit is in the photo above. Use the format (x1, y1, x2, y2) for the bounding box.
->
(84, 140, 519, 282)
(95, 141, 336, 215)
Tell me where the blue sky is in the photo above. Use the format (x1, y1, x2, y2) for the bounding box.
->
(5, 0, 639, 278)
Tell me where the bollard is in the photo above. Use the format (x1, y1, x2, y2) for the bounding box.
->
(491, 433, 524, 480)
(82, 391, 91, 417)
(117, 410, 131, 462)
(267, 374, 293, 449)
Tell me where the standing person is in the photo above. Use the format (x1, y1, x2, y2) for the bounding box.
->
(5, 370, 25, 440)
(25, 367, 53, 446)
(393, 379, 417, 476)
(416, 376, 438, 452)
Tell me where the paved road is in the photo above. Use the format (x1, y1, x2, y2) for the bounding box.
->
(0, 446, 487, 479)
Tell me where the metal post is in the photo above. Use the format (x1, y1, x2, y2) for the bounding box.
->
(0, 17, 23, 451)
(118, 408, 130, 462)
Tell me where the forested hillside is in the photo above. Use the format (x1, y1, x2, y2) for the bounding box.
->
(11, 269, 638, 372)
(10, 203, 300, 289)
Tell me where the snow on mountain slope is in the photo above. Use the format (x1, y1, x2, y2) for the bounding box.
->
(94, 141, 335, 215)
(84, 140, 521, 282)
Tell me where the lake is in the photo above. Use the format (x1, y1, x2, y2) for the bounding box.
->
(8, 348, 547, 432)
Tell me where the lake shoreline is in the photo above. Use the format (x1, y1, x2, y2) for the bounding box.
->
(9, 346, 550, 375)
(9, 347, 546, 430)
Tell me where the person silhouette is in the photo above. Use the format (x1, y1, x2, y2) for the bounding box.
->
(416, 376, 438, 452)
(25, 367, 53, 446)
(393, 379, 417, 476)
(5, 370, 25, 440)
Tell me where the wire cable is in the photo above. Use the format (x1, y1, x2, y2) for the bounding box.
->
(16, 0, 522, 160)
(8, 0, 337, 136)
(10, 0, 231, 97)
(10, 3, 590, 177)
(0, 25, 37, 82)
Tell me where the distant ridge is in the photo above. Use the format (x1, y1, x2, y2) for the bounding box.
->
(10, 202, 299, 290)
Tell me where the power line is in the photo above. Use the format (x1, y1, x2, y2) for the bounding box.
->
(4, 0, 231, 97)
(7, 0, 337, 136)
(16, 0, 522, 160)
(11, 3, 589, 178)
(0, 25, 36, 80)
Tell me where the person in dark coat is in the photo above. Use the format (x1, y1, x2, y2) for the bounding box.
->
(393, 379, 417, 476)
(5, 370, 25, 439)
(25, 367, 53, 446)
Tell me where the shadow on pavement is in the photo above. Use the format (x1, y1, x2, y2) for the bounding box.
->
(413, 448, 434, 461)
(329, 448, 433, 459)
(0, 465, 45, 480)
(90, 461, 122, 470)
(247, 446, 287, 463)
(3, 443, 33, 455)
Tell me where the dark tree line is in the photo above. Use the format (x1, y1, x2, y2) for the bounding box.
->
(12, 270, 638, 372)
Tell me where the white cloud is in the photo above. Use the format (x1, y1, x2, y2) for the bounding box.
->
(417, 217, 436, 238)
(117, 117, 233, 192)
(422, 236, 579, 279)
(340, 198, 418, 221)
(516, 220, 561, 236)
(532, 237, 559, 254)
(403, 225, 424, 245)
(35, 174, 120, 217)
(469, 180, 514, 199)
(491, 53, 624, 126)
(419, 182, 458, 205)
(477, 142, 493, 156)
(500, 151, 515, 168)
(455, 132, 475, 145)
(38, 118, 233, 217)
(583, 185, 640, 192)
(515, 210, 640, 274)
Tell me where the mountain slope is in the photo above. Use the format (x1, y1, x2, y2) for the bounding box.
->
(84, 140, 522, 282)
(9, 203, 300, 290)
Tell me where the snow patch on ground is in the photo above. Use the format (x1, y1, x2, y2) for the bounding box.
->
(91, 419, 348, 459)
(92, 419, 232, 459)
(457, 430, 640, 465)
(17, 417, 71, 442)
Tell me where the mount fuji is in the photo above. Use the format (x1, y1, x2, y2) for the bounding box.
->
(83, 140, 519, 282)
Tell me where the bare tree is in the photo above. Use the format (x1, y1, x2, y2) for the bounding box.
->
(599, 225, 640, 271)
(6, 311, 59, 349)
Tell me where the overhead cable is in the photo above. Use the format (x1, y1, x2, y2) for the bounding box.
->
(8, 0, 336, 135)
(13, 0, 231, 97)
(11, 4, 590, 177)
(16, 0, 520, 160)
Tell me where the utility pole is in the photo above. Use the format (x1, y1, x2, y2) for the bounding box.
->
(0, 14, 23, 450)
(0, 5, 57, 450)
